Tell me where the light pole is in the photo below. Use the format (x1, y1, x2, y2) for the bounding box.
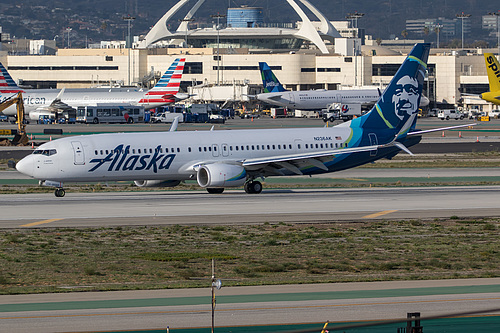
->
(434, 24, 443, 48)
(456, 12, 471, 50)
(123, 15, 136, 86)
(179, 18, 194, 48)
(489, 11, 500, 56)
(346, 12, 364, 87)
(346, 11, 364, 29)
(211, 13, 226, 86)
(65, 28, 72, 48)
(210, 259, 222, 333)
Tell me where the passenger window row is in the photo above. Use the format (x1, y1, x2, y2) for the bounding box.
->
(93, 141, 346, 156)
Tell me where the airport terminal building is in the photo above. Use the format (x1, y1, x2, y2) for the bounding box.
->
(0, 0, 496, 112)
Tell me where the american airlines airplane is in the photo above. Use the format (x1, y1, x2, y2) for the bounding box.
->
(15, 44, 470, 197)
(0, 58, 186, 120)
(256, 62, 429, 110)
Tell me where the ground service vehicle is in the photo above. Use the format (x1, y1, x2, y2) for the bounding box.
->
(437, 109, 464, 120)
(323, 103, 362, 122)
(76, 105, 145, 124)
(152, 112, 185, 123)
(270, 108, 287, 118)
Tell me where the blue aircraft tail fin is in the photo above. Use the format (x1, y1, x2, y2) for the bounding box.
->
(259, 62, 287, 93)
(355, 43, 430, 133)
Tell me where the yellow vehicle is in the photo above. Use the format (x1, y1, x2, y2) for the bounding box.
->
(477, 115, 490, 122)
(0, 91, 29, 145)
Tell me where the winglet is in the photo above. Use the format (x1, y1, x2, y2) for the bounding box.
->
(55, 87, 65, 101)
(169, 116, 180, 132)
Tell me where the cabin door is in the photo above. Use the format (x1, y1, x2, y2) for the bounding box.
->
(368, 133, 378, 157)
(71, 141, 85, 165)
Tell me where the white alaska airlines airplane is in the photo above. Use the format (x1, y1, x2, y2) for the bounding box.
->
(16, 43, 471, 197)
(256, 62, 430, 110)
(0, 58, 186, 120)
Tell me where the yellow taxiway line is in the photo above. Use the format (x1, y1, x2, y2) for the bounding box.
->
(21, 218, 64, 227)
(362, 210, 398, 219)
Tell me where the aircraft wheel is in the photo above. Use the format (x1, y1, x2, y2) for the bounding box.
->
(244, 182, 254, 194)
(252, 181, 263, 194)
(207, 188, 224, 194)
(245, 181, 262, 194)
(55, 188, 65, 197)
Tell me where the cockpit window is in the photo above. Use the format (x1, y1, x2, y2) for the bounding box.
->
(33, 149, 57, 156)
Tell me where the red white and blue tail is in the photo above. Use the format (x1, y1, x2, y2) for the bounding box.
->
(0, 62, 21, 93)
(141, 58, 185, 106)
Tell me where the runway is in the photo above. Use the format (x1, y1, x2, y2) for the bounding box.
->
(1, 279, 499, 333)
(1, 185, 500, 228)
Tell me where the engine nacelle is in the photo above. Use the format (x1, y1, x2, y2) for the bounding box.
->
(197, 164, 246, 188)
(30, 110, 54, 121)
(134, 180, 181, 188)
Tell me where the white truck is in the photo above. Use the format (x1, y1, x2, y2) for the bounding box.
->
(437, 109, 464, 120)
(190, 104, 225, 123)
(322, 103, 362, 122)
(151, 112, 184, 123)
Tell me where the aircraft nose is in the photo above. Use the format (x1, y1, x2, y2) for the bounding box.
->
(16, 155, 34, 177)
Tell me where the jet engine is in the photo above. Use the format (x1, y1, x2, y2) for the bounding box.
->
(197, 164, 246, 188)
(134, 180, 181, 187)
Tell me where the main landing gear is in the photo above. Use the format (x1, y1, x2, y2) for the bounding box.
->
(244, 180, 262, 194)
(55, 188, 66, 197)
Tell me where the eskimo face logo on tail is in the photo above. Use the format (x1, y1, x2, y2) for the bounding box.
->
(392, 76, 419, 120)
(89, 144, 175, 173)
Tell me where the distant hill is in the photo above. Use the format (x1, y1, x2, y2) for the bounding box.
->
(1, 0, 499, 48)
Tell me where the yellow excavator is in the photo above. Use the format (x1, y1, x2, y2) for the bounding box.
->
(0, 91, 29, 145)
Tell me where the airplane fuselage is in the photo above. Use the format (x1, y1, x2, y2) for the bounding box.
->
(256, 89, 380, 110)
(0, 88, 172, 116)
(16, 125, 411, 184)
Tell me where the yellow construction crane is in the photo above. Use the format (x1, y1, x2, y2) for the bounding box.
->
(0, 91, 29, 145)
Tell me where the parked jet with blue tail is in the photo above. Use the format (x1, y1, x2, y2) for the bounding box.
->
(256, 61, 430, 110)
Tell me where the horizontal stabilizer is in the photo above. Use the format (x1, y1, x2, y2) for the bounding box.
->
(408, 123, 476, 136)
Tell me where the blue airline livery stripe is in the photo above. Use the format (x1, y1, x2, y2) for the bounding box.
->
(227, 170, 246, 181)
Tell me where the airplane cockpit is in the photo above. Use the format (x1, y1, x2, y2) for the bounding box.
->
(32, 149, 57, 156)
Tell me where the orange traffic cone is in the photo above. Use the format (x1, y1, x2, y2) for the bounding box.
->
(476, 136, 480, 143)
(459, 131, 462, 138)
(442, 131, 445, 137)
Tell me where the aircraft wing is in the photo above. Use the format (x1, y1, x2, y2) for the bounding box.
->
(242, 114, 418, 174)
(241, 145, 381, 175)
(36, 88, 76, 113)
